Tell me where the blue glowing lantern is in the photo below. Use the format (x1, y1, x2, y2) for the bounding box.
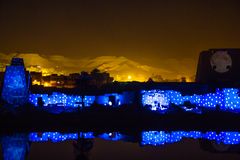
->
(1, 58, 30, 106)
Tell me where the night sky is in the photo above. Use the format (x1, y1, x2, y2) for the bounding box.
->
(0, 0, 240, 68)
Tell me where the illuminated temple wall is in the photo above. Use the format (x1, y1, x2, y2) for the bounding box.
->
(141, 88, 240, 111)
(95, 92, 135, 106)
(29, 92, 95, 107)
(28, 88, 240, 111)
(29, 92, 135, 107)
(96, 93, 124, 106)
(1, 65, 29, 106)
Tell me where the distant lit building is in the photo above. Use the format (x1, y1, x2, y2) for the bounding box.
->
(30, 72, 42, 85)
(64, 73, 80, 88)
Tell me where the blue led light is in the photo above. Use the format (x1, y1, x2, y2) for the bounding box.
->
(141, 131, 240, 146)
(1, 134, 30, 160)
(98, 132, 124, 141)
(29, 92, 133, 109)
(3, 58, 240, 114)
(18, 131, 240, 146)
(1, 65, 29, 106)
(141, 88, 240, 112)
(27, 88, 240, 114)
(79, 132, 95, 139)
(29, 132, 78, 142)
(28, 132, 124, 142)
(95, 93, 125, 107)
(29, 93, 95, 108)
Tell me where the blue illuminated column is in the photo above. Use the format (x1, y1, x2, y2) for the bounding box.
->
(1, 58, 30, 106)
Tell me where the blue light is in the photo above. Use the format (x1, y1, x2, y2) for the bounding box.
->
(24, 87, 240, 113)
(141, 131, 240, 146)
(141, 90, 170, 111)
(1, 134, 30, 160)
(98, 132, 124, 141)
(79, 132, 95, 139)
(22, 131, 240, 146)
(29, 92, 133, 109)
(141, 88, 240, 112)
(28, 132, 124, 142)
(96, 93, 124, 107)
(29, 132, 78, 142)
(29, 93, 95, 108)
(1, 65, 29, 106)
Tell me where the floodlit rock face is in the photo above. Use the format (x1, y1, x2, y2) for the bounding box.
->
(0, 53, 191, 81)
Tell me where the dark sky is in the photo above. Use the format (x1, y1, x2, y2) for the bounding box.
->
(0, 0, 240, 67)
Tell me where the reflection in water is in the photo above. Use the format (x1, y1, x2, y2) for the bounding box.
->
(27, 131, 240, 145)
(2, 131, 240, 159)
(29, 132, 78, 142)
(73, 139, 93, 160)
(141, 131, 240, 146)
(98, 132, 125, 141)
(28, 132, 132, 143)
(1, 134, 30, 160)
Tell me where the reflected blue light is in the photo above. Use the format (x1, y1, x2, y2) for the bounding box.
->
(26, 131, 240, 146)
(28, 132, 124, 142)
(141, 131, 240, 146)
(98, 132, 124, 141)
(1, 134, 30, 160)
(141, 88, 240, 112)
(79, 132, 95, 139)
(29, 132, 78, 142)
